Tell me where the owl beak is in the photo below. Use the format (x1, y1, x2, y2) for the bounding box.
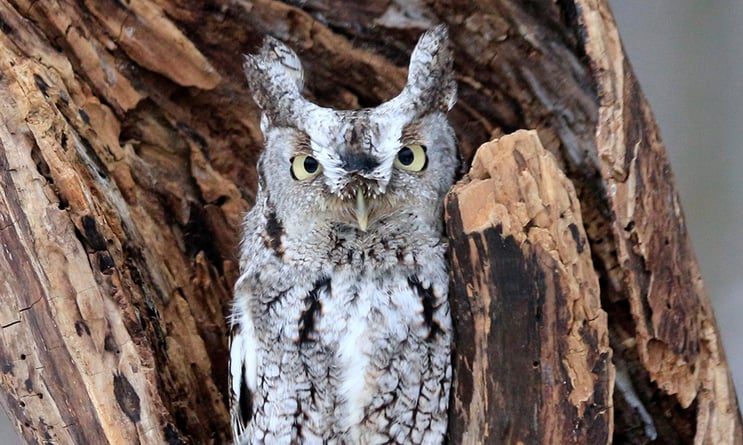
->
(355, 188, 369, 231)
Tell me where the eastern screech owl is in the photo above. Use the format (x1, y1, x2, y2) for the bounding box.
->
(229, 25, 458, 445)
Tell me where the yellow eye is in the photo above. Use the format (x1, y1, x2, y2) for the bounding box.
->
(394, 144, 427, 172)
(290, 155, 322, 181)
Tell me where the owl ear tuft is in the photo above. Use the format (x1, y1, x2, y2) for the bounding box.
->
(243, 37, 306, 122)
(406, 25, 457, 112)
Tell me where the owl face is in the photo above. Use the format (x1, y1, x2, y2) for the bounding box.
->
(245, 26, 457, 236)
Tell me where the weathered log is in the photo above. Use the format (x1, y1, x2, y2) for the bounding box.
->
(446, 130, 613, 444)
(0, 0, 739, 443)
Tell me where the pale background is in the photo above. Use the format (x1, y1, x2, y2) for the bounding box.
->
(610, 0, 743, 398)
(1, 1, 741, 442)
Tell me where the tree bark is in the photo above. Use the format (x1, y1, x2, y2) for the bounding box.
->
(446, 130, 614, 444)
(0, 1, 739, 444)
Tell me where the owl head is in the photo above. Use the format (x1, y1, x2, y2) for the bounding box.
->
(244, 26, 457, 238)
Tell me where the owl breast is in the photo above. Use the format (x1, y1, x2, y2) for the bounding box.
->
(232, 221, 452, 444)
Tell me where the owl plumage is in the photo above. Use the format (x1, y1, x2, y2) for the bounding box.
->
(229, 26, 458, 444)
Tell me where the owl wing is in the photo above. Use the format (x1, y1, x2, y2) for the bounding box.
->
(228, 308, 257, 442)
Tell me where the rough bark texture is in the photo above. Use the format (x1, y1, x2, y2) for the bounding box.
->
(446, 130, 613, 444)
(0, 0, 740, 444)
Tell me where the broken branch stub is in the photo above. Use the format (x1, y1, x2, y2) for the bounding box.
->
(446, 130, 613, 444)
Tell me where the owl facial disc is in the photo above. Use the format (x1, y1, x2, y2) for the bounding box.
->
(244, 25, 457, 234)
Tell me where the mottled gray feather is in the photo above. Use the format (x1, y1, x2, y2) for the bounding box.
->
(230, 26, 458, 445)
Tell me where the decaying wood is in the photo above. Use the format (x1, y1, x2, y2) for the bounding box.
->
(579, 4, 742, 443)
(446, 130, 613, 444)
(0, 0, 740, 443)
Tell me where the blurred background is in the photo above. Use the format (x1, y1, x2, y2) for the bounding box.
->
(610, 0, 743, 398)
(1, 1, 741, 442)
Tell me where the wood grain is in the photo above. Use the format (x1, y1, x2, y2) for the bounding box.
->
(446, 130, 613, 444)
(0, 0, 739, 443)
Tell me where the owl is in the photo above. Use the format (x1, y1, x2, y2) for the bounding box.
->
(229, 25, 458, 445)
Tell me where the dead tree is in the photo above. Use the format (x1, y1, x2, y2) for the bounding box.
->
(0, 1, 739, 443)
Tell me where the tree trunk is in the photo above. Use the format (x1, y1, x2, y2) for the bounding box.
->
(0, 1, 739, 444)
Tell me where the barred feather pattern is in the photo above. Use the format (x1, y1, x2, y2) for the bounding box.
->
(230, 25, 457, 445)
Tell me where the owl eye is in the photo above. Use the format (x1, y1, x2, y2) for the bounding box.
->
(290, 155, 322, 181)
(394, 144, 428, 172)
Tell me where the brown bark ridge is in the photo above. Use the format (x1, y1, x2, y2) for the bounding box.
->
(446, 130, 613, 444)
(0, 0, 739, 444)
(579, 3, 742, 443)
